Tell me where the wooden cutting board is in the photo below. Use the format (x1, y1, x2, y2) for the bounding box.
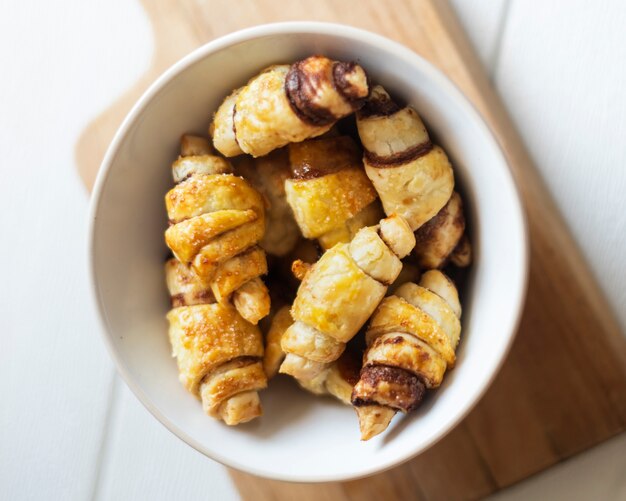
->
(76, 1, 626, 499)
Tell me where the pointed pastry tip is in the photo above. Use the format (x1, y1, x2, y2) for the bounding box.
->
(219, 391, 262, 426)
(355, 405, 396, 441)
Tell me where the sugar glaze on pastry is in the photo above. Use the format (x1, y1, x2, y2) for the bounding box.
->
(351, 270, 462, 440)
(211, 56, 369, 157)
(285, 135, 382, 250)
(165, 258, 267, 425)
(279, 215, 416, 382)
(165, 135, 270, 324)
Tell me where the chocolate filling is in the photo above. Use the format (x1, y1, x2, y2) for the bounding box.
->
(351, 365, 426, 412)
(359, 92, 402, 118)
(414, 193, 466, 266)
(336, 348, 362, 387)
(170, 289, 214, 308)
(285, 61, 337, 126)
(290, 165, 329, 180)
(332, 61, 368, 105)
(365, 140, 433, 167)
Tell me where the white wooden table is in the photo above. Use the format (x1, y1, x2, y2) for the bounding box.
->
(1, 1, 624, 499)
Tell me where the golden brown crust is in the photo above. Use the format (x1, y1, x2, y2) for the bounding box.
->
(348, 226, 402, 285)
(352, 365, 426, 412)
(165, 209, 258, 264)
(317, 200, 384, 251)
(281, 321, 345, 363)
(190, 219, 265, 281)
(231, 277, 271, 325)
(413, 191, 465, 268)
(172, 155, 233, 183)
(284, 136, 378, 244)
(351, 270, 463, 439)
(357, 86, 430, 162)
(165, 174, 264, 225)
(232, 65, 332, 157)
(263, 306, 293, 378)
(288, 135, 361, 180)
(166, 136, 271, 330)
(285, 56, 368, 126)
(291, 259, 312, 282)
(200, 358, 267, 417)
(450, 234, 472, 268)
(210, 246, 267, 302)
(235, 149, 300, 257)
(280, 216, 414, 384)
(211, 89, 244, 157)
(394, 282, 461, 356)
(378, 214, 416, 259)
(363, 146, 454, 231)
(291, 243, 386, 343)
(180, 134, 213, 157)
(354, 406, 396, 441)
(167, 303, 264, 395)
(366, 295, 456, 367)
(212, 57, 369, 158)
(296, 348, 361, 405)
(420, 270, 462, 318)
(165, 258, 214, 307)
(356, 86, 455, 231)
(364, 332, 447, 388)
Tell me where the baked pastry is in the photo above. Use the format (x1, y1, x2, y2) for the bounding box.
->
(351, 270, 462, 440)
(279, 215, 416, 382)
(297, 348, 362, 405)
(263, 265, 361, 404)
(211, 56, 369, 158)
(235, 149, 300, 257)
(164, 135, 270, 324)
(165, 257, 214, 307)
(356, 86, 455, 231)
(285, 135, 383, 250)
(262, 305, 292, 378)
(165, 258, 267, 425)
(413, 191, 472, 269)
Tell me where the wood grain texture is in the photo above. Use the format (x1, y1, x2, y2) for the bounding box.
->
(75, 1, 626, 500)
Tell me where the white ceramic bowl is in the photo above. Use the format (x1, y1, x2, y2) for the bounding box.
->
(89, 22, 528, 482)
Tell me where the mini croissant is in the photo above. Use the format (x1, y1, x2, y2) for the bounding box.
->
(285, 135, 383, 250)
(165, 258, 267, 425)
(297, 348, 362, 405)
(235, 149, 300, 257)
(211, 56, 369, 158)
(351, 270, 462, 440)
(165, 135, 270, 324)
(262, 284, 361, 405)
(279, 215, 416, 383)
(413, 191, 472, 269)
(356, 85, 454, 231)
(357, 86, 472, 268)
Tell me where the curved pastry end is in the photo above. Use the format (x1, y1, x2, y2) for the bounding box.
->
(355, 405, 396, 441)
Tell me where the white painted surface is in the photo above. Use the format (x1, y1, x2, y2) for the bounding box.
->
(0, 0, 623, 499)
(495, 0, 626, 328)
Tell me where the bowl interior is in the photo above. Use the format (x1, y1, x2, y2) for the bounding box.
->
(90, 24, 527, 482)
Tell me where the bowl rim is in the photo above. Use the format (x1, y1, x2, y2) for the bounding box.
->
(88, 21, 529, 483)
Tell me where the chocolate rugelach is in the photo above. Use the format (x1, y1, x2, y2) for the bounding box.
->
(211, 55, 369, 158)
(351, 270, 462, 440)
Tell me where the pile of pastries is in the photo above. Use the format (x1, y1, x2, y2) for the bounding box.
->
(163, 56, 471, 441)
